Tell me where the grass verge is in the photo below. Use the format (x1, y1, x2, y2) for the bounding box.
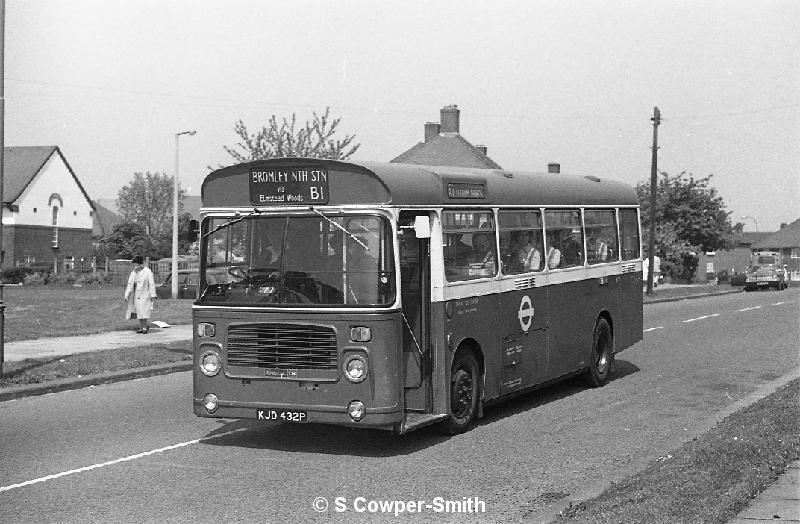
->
(2, 285, 193, 341)
(0, 341, 191, 387)
(557, 378, 800, 523)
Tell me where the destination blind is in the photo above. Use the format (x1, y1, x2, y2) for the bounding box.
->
(249, 167, 329, 205)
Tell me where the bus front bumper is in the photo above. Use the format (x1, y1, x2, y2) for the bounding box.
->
(192, 397, 403, 429)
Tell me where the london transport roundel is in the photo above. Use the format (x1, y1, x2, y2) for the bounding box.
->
(518, 295, 534, 333)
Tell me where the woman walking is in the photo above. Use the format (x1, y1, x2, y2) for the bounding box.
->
(124, 255, 157, 333)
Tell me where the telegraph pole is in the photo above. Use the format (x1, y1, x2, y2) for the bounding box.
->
(646, 106, 661, 296)
(1, 0, 6, 377)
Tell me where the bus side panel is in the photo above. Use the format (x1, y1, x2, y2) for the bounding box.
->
(547, 278, 594, 379)
(496, 285, 549, 397)
(442, 292, 502, 401)
(429, 300, 450, 417)
(615, 271, 643, 351)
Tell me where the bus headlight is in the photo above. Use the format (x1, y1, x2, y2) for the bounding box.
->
(200, 351, 222, 376)
(343, 355, 368, 383)
(197, 322, 216, 337)
(203, 393, 219, 414)
(348, 400, 366, 422)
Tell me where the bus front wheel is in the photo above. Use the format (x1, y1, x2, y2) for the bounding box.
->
(583, 318, 614, 388)
(444, 349, 480, 434)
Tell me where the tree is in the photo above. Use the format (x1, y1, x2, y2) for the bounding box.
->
(117, 172, 185, 239)
(105, 221, 153, 260)
(223, 107, 360, 162)
(637, 171, 735, 282)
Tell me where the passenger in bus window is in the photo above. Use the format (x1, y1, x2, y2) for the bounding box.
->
(469, 232, 495, 271)
(499, 232, 521, 274)
(518, 230, 541, 271)
(588, 236, 608, 262)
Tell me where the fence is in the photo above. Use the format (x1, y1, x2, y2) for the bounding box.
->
(17, 257, 200, 285)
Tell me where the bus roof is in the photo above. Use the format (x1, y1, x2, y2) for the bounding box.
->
(201, 158, 639, 208)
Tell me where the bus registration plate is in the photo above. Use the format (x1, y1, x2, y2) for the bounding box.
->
(256, 409, 307, 423)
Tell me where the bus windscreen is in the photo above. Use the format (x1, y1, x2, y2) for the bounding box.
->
(199, 214, 395, 306)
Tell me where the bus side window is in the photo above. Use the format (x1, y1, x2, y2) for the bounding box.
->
(544, 209, 582, 268)
(619, 208, 640, 260)
(442, 210, 496, 281)
(585, 209, 619, 264)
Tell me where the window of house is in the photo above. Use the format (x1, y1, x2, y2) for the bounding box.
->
(52, 207, 59, 248)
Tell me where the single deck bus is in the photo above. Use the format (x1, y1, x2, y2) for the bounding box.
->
(192, 158, 643, 434)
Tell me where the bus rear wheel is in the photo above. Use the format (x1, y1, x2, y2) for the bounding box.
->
(583, 318, 614, 387)
(444, 349, 480, 434)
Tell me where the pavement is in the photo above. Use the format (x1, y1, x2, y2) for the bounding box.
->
(0, 323, 194, 402)
(1, 285, 796, 521)
(727, 461, 800, 524)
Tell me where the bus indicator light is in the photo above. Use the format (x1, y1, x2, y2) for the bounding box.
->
(350, 326, 372, 342)
(197, 322, 216, 337)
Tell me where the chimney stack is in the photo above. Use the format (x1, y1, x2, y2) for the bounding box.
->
(440, 104, 460, 133)
(548, 163, 561, 174)
(475, 145, 487, 156)
(424, 122, 440, 142)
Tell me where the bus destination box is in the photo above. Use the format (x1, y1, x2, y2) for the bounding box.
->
(249, 167, 329, 205)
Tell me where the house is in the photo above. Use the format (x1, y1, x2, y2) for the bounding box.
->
(2, 146, 95, 269)
(753, 218, 800, 275)
(391, 105, 503, 169)
(696, 224, 799, 282)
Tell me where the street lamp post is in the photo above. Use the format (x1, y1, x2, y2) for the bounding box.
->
(740, 216, 758, 232)
(172, 130, 196, 299)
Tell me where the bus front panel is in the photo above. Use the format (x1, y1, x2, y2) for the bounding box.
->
(192, 310, 405, 430)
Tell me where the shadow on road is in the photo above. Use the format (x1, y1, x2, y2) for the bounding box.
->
(199, 359, 640, 456)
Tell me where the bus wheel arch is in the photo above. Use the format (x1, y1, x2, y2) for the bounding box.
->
(583, 314, 614, 388)
(443, 341, 483, 434)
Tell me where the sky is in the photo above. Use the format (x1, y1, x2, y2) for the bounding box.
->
(5, 0, 799, 231)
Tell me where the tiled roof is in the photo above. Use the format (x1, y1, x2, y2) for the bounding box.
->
(3, 146, 59, 202)
(92, 200, 121, 237)
(391, 134, 503, 170)
(753, 218, 800, 249)
(3, 146, 94, 211)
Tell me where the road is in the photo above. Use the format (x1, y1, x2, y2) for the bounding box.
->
(1, 288, 798, 523)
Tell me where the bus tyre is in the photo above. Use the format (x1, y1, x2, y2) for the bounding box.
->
(444, 349, 480, 434)
(583, 318, 614, 388)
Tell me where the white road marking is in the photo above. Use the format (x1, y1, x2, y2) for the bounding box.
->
(682, 313, 721, 323)
(0, 428, 247, 493)
(643, 326, 664, 333)
(737, 306, 762, 312)
(772, 301, 788, 306)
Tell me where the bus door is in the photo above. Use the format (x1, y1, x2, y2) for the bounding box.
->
(399, 211, 431, 411)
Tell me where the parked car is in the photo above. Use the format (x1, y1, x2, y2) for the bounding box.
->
(744, 251, 789, 291)
(730, 272, 747, 287)
(156, 269, 199, 299)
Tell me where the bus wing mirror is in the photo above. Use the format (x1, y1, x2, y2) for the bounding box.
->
(187, 219, 200, 243)
(413, 216, 431, 238)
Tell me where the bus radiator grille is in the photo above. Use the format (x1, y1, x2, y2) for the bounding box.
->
(226, 323, 338, 370)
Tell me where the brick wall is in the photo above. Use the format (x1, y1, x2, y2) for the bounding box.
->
(2, 224, 93, 268)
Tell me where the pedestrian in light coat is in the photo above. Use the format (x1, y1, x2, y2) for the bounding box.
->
(124, 255, 157, 333)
